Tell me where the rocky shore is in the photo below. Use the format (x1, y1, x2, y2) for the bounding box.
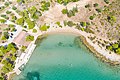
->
(79, 35, 120, 66)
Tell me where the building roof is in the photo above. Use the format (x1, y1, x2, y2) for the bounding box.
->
(13, 31, 31, 46)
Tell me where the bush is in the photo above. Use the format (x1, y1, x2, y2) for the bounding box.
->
(56, 21, 60, 26)
(104, 0, 109, 4)
(85, 4, 90, 8)
(12, 6, 17, 10)
(67, 10, 74, 17)
(26, 18, 35, 29)
(4, 2, 10, 6)
(41, 1, 50, 11)
(93, 3, 98, 7)
(40, 24, 50, 31)
(21, 46, 27, 52)
(57, 0, 79, 4)
(0, 19, 6, 23)
(61, 9, 68, 14)
(26, 35, 34, 41)
(63, 20, 67, 26)
(116, 48, 120, 54)
(6, 11, 11, 14)
(17, 0, 23, 3)
(67, 21, 74, 27)
(16, 17, 24, 25)
(108, 16, 116, 22)
(32, 29, 37, 33)
(89, 16, 94, 20)
(112, 43, 119, 49)
(96, 8, 102, 13)
(80, 22, 86, 27)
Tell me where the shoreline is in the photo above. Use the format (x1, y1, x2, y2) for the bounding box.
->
(79, 36, 120, 66)
(9, 27, 120, 80)
(43, 27, 120, 65)
(40, 27, 120, 65)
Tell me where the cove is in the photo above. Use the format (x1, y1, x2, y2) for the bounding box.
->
(13, 33, 120, 80)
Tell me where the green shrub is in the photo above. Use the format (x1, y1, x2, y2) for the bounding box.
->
(6, 11, 11, 14)
(16, 17, 24, 25)
(89, 16, 94, 20)
(40, 24, 50, 31)
(21, 46, 27, 52)
(104, 0, 109, 4)
(0, 19, 6, 23)
(26, 18, 35, 29)
(93, 3, 98, 7)
(85, 4, 90, 8)
(4, 2, 10, 6)
(67, 21, 74, 27)
(116, 48, 120, 54)
(96, 8, 102, 13)
(12, 6, 17, 10)
(32, 29, 37, 33)
(80, 22, 86, 27)
(112, 43, 119, 49)
(26, 35, 34, 41)
(67, 10, 75, 17)
(62, 9, 68, 14)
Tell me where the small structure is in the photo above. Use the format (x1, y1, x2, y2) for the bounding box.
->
(13, 31, 31, 47)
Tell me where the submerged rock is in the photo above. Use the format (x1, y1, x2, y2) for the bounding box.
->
(26, 71, 40, 80)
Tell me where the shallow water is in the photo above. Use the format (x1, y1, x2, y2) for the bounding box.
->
(13, 33, 120, 80)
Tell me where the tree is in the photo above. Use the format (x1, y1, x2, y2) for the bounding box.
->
(96, 8, 102, 13)
(80, 22, 87, 27)
(104, 0, 109, 4)
(41, 2, 50, 11)
(62, 9, 68, 14)
(12, 6, 17, 10)
(89, 16, 94, 20)
(26, 35, 34, 41)
(32, 29, 37, 33)
(40, 24, 49, 31)
(4, 2, 10, 6)
(0, 76, 4, 80)
(2, 32, 9, 40)
(21, 46, 27, 52)
(16, 17, 24, 25)
(1, 66, 9, 73)
(116, 48, 120, 54)
(112, 43, 119, 49)
(63, 20, 67, 26)
(26, 18, 35, 29)
(67, 10, 74, 17)
(67, 21, 74, 27)
(108, 16, 116, 22)
(85, 4, 90, 8)
(93, 3, 98, 7)
(106, 46, 113, 51)
(6, 43, 14, 51)
(17, 0, 22, 3)
(6, 10, 11, 14)
(0, 19, 6, 23)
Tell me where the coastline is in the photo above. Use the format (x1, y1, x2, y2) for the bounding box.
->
(79, 36, 120, 66)
(9, 26, 120, 80)
(42, 27, 120, 65)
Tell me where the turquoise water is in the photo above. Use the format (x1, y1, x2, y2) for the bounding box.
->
(13, 33, 120, 80)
